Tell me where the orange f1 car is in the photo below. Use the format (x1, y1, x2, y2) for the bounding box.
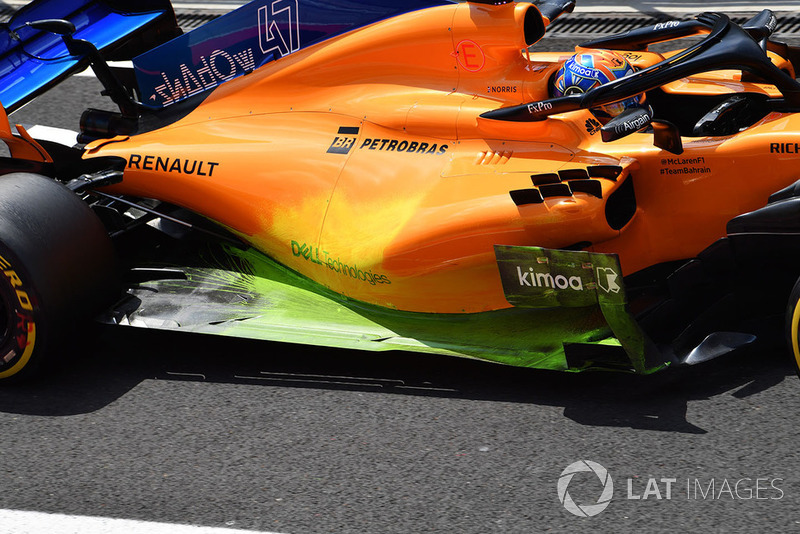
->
(1, 0, 800, 380)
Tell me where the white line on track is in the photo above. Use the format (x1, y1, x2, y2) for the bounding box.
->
(0, 510, 290, 534)
(74, 61, 132, 77)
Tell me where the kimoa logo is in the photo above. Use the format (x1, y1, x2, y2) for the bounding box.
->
(517, 266, 583, 291)
(558, 460, 614, 517)
(515, 266, 621, 294)
(597, 267, 621, 294)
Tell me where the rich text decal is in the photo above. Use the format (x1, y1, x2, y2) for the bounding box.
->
(771, 143, 800, 153)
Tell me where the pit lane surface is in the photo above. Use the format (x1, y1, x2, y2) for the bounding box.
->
(3, 35, 800, 534)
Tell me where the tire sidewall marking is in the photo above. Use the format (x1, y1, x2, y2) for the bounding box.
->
(791, 296, 800, 372)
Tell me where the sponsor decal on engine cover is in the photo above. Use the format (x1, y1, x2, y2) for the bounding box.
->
(327, 127, 447, 156)
(357, 138, 448, 155)
(327, 126, 360, 155)
(127, 154, 221, 177)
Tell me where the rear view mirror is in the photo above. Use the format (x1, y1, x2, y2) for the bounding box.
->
(600, 107, 684, 154)
(653, 120, 683, 154)
(600, 106, 653, 142)
(742, 9, 776, 48)
(26, 18, 76, 36)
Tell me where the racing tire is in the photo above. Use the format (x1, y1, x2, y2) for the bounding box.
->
(785, 276, 800, 378)
(0, 173, 117, 382)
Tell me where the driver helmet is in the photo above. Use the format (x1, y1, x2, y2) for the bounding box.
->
(551, 49, 644, 118)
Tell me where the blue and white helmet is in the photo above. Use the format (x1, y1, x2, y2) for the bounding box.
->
(552, 49, 644, 118)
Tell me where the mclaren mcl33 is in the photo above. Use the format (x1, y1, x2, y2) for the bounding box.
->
(1, 0, 800, 381)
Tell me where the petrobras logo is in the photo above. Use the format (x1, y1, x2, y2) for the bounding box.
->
(558, 460, 614, 517)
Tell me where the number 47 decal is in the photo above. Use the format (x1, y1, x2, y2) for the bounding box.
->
(258, 0, 301, 58)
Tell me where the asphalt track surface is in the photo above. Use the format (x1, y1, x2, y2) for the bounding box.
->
(3, 18, 800, 534)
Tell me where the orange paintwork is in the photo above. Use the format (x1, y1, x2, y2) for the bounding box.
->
(0, 104, 52, 162)
(85, 2, 800, 313)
